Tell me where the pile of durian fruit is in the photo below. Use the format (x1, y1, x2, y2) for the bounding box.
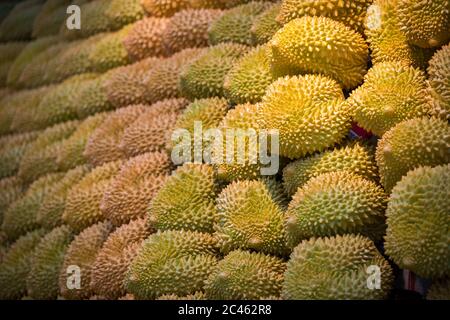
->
(0, 0, 449, 300)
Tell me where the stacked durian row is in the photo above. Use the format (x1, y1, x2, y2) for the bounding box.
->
(0, 0, 449, 300)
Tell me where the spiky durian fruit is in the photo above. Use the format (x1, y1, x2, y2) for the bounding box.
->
(376, 117, 450, 192)
(73, 74, 114, 119)
(283, 141, 379, 197)
(397, 0, 449, 48)
(32, 0, 74, 38)
(62, 160, 122, 232)
(0, 176, 24, 223)
(123, 17, 169, 61)
(104, 57, 161, 108)
(101, 152, 173, 226)
(2, 172, 64, 240)
(257, 74, 350, 159)
(59, 221, 113, 300)
(205, 250, 285, 299)
(208, 2, 271, 45)
(119, 98, 189, 157)
(18, 120, 79, 184)
(385, 164, 450, 279)
(427, 44, 450, 120)
(348, 62, 432, 136)
(126, 230, 219, 299)
(180, 43, 249, 100)
(140, 0, 190, 17)
(427, 279, 450, 300)
(149, 164, 219, 233)
(163, 9, 223, 54)
(37, 166, 91, 230)
(0, 42, 26, 86)
(285, 172, 387, 248)
(224, 45, 274, 104)
(283, 235, 393, 299)
(277, 0, 373, 34)
(0, 229, 46, 299)
(84, 104, 149, 166)
(268, 16, 368, 89)
(251, 3, 281, 45)
(0, 0, 43, 41)
(56, 113, 108, 172)
(144, 48, 206, 103)
(365, 0, 435, 70)
(91, 217, 153, 299)
(26, 225, 74, 299)
(157, 291, 206, 300)
(214, 179, 288, 255)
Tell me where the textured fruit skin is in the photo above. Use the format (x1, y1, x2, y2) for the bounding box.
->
(101, 151, 173, 226)
(91, 217, 153, 299)
(427, 44, 450, 120)
(126, 230, 219, 299)
(0, 176, 24, 224)
(348, 62, 432, 136)
(208, 2, 272, 46)
(0, 229, 46, 300)
(251, 3, 281, 45)
(283, 141, 379, 197)
(224, 45, 274, 104)
(205, 250, 286, 300)
(385, 164, 450, 279)
(376, 117, 450, 192)
(0, 0, 43, 41)
(62, 160, 122, 233)
(283, 234, 394, 299)
(215, 179, 288, 255)
(27, 225, 74, 300)
(427, 278, 450, 300)
(365, 0, 435, 70)
(397, 0, 450, 48)
(59, 221, 113, 300)
(285, 172, 387, 248)
(157, 291, 206, 300)
(257, 74, 350, 159)
(0, 42, 26, 87)
(179, 43, 249, 100)
(269, 16, 368, 89)
(141, 0, 189, 17)
(149, 164, 219, 233)
(278, 0, 373, 34)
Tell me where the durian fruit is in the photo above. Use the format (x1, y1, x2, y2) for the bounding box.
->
(268, 16, 368, 89)
(385, 164, 450, 279)
(2, 172, 64, 241)
(0, 229, 46, 300)
(104, 57, 161, 108)
(62, 160, 122, 233)
(0, 0, 43, 41)
(148, 164, 219, 233)
(59, 221, 113, 300)
(397, 0, 450, 48)
(283, 234, 394, 299)
(18, 120, 79, 184)
(365, 0, 435, 70)
(376, 117, 450, 192)
(180, 43, 249, 100)
(84, 104, 149, 166)
(144, 48, 206, 104)
(208, 1, 272, 46)
(100, 151, 173, 226)
(285, 172, 387, 248)
(26, 226, 74, 299)
(348, 61, 432, 136)
(36, 165, 91, 230)
(224, 45, 274, 104)
(119, 98, 189, 157)
(140, 0, 190, 17)
(91, 217, 153, 299)
(0, 176, 24, 223)
(257, 74, 351, 159)
(205, 250, 286, 300)
(0, 42, 26, 87)
(215, 179, 288, 255)
(157, 291, 206, 300)
(277, 0, 373, 34)
(126, 230, 219, 299)
(250, 3, 281, 45)
(163, 9, 222, 54)
(427, 44, 450, 120)
(427, 278, 450, 300)
(56, 113, 109, 172)
(283, 141, 379, 197)
(123, 17, 169, 61)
